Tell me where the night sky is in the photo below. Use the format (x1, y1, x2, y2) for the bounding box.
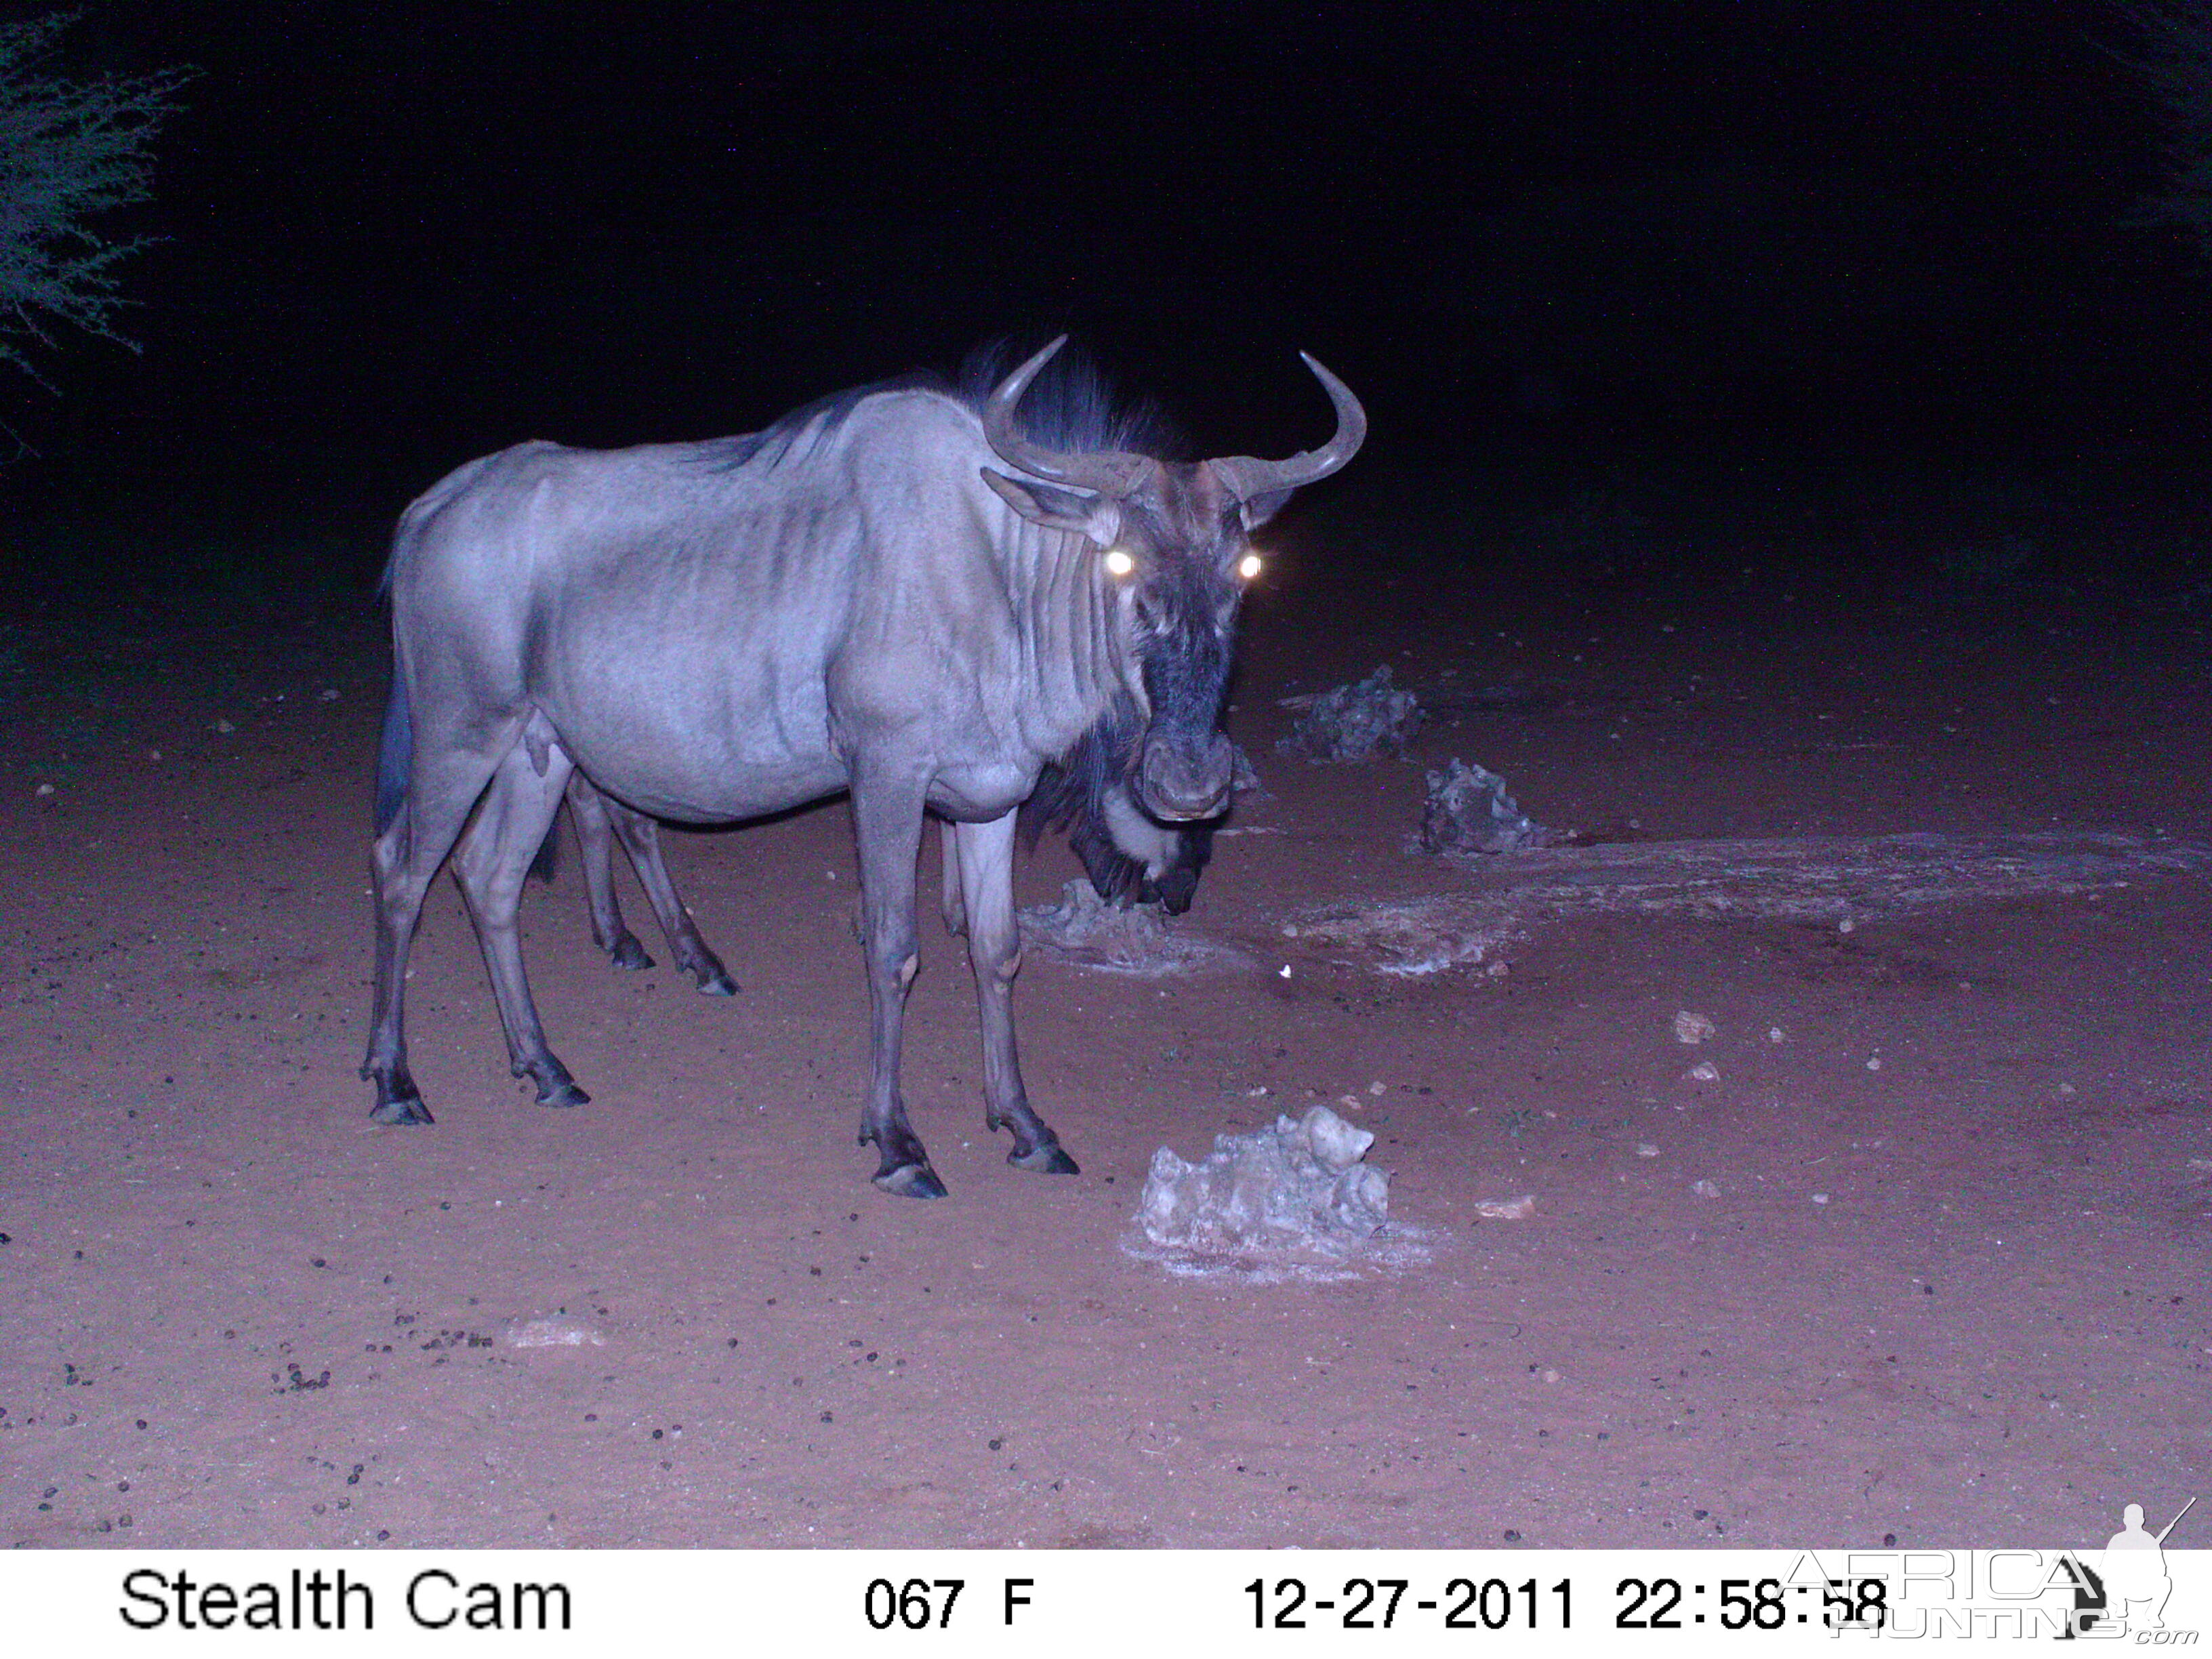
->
(16, 1, 2208, 561)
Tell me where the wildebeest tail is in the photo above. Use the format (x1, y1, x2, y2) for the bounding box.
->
(373, 676, 411, 838)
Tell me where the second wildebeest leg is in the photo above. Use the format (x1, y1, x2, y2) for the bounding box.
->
(954, 812, 1078, 1173)
(564, 773, 655, 971)
(938, 819, 967, 937)
(599, 798, 739, 995)
(849, 761, 945, 1198)
(450, 729, 588, 1107)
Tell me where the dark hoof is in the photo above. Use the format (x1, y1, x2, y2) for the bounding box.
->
(874, 1162, 949, 1200)
(609, 934, 655, 971)
(1010, 1141, 1080, 1175)
(370, 1094, 434, 1126)
(535, 1078, 590, 1109)
(693, 968, 739, 997)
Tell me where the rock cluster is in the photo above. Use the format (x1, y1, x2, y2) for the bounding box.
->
(1277, 666, 1423, 762)
(1138, 1105, 1390, 1252)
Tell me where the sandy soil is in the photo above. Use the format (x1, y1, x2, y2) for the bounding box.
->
(1, 529, 2205, 1549)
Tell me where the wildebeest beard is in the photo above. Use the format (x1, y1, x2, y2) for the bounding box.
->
(1017, 692, 1218, 914)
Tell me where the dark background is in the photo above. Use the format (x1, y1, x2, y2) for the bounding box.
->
(9, 0, 2209, 586)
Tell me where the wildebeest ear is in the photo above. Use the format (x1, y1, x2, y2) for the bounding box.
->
(981, 468, 1122, 544)
(1239, 487, 1296, 530)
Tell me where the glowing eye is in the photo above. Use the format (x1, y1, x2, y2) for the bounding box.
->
(1238, 553, 1263, 580)
(1103, 549, 1135, 577)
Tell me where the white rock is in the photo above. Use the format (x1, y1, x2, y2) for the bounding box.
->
(1305, 1104, 1375, 1172)
(1137, 1104, 1389, 1253)
(1673, 1010, 1717, 1044)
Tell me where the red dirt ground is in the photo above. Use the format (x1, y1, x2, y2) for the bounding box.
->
(1, 531, 2205, 1549)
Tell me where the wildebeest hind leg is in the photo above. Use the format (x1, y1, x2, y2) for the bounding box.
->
(363, 718, 521, 1126)
(955, 813, 1078, 1174)
(850, 764, 945, 1198)
(453, 737, 588, 1107)
(565, 775, 655, 971)
(602, 798, 739, 996)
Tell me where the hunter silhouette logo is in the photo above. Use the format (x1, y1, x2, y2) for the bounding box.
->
(2089, 1497, 2194, 1636)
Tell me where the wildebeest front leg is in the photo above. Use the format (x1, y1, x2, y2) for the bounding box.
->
(850, 765, 945, 1198)
(954, 813, 1078, 1174)
(452, 736, 588, 1107)
(564, 774, 655, 971)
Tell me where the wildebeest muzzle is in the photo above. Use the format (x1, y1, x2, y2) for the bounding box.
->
(1138, 728, 1234, 821)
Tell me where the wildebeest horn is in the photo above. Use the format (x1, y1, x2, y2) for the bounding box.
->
(982, 335, 1156, 497)
(1208, 352, 1368, 503)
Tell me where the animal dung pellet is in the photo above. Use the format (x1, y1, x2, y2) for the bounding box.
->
(1673, 1010, 1717, 1044)
(1473, 1194, 1536, 1220)
(1275, 665, 1423, 762)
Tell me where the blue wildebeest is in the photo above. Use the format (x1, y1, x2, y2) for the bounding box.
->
(363, 338, 1363, 1197)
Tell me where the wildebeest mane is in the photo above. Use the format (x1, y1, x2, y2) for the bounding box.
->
(692, 372, 945, 472)
(695, 340, 1182, 477)
(957, 337, 1183, 462)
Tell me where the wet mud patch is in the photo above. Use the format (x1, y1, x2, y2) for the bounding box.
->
(1286, 832, 2212, 976)
(1017, 880, 1249, 977)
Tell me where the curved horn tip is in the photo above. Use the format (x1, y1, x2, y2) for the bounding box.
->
(1000, 335, 1069, 391)
(1297, 350, 1354, 392)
